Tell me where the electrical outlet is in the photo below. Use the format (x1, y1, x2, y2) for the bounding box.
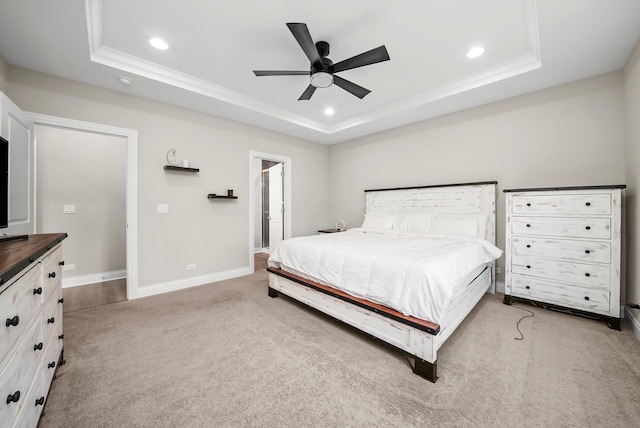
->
(62, 264, 75, 271)
(63, 205, 76, 214)
(157, 204, 169, 214)
(186, 264, 196, 271)
(496, 267, 502, 274)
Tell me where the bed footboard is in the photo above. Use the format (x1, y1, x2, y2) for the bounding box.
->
(267, 268, 441, 382)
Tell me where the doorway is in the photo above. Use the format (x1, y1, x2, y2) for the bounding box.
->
(261, 160, 284, 251)
(249, 151, 292, 271)
(27, 113, 138, 301)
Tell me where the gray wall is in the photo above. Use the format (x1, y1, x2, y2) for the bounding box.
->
(624, 39, 640, 326)
(329, 72, 626, 284)
(4, 65, 330, 290)
(36, 125, 127, 278)
(0, 56, 7, 92)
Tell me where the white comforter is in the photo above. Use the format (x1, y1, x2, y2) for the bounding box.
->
(268, 228, 503, 324)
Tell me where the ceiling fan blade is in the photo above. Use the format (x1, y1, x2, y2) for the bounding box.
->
(298, 84, 317, 101)
(333, 75, 371, 99)
(332, 45, 390, 73)
(286, 23, 322, 65)
(253, 70, 309, 76)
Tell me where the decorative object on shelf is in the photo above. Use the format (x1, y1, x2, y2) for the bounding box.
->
(182, 159, 190, 168)
(335, 218, 346, 231)
(208, 193, 238, 200)
(166, 148, 178, 166)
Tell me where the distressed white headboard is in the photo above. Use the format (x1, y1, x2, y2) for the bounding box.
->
(364, 181, 497, 245)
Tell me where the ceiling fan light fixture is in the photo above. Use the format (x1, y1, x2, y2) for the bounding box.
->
(310, 72, 333, 88)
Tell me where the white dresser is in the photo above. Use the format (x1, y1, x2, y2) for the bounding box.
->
(503, 185, 625, 329)
(0, 233, 67, 428)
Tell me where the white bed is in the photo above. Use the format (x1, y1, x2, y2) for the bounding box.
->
(267, 182, 500, 382)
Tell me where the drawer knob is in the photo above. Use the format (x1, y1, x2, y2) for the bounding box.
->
(59, 261, 65, 266)
(5, 315, 19, 327)
(526, 244, 531, 248)
(58, 298, 64, 304)
(526, 265, 531, 269)
(6, 391, 20, 404)
(585, 226, 591, 230)
(584, 296, 590, 301)
(585, 250, 591, 254)
(525, 285, 530, 290)
(48, 317, 55, 324)
(526, 203, 531, 206)
(33, 287, 43, 295)
(34, 342, 43, 351)
(526, 224, 531, 228)
(48, 361, 56, 369)
(49, 272, 56, 279)
(58, 334, 64, 340)
(35, 396, 45, 406)
(585, 202, 591, 206)
(585, 272, 591, 277)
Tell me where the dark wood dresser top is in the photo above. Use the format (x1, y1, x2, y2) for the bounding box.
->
(0, 233, 68, 287)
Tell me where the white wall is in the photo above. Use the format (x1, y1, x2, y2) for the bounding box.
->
(35, 125, 127, 279)
(4, 65, 330, 291)
(329, 72, 627, 283)
(624, 39, 640, 327)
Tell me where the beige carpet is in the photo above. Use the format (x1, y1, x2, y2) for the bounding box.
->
(39, 271, 640, 427)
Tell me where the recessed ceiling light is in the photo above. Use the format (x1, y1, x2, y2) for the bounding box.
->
(117, 76, 132, 86)
(466, 46, 485, 59)
(149, 38, 169, 50)
(324, 107, 335, 116)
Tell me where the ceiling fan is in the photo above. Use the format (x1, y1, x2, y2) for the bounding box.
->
(253, 23, 390, 101)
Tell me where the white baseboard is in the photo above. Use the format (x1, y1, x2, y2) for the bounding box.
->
(133, 266, 253, 299)
(62, 270, 127, 288)
(495, 280, 505, 295)
(624, 306, 640, 342)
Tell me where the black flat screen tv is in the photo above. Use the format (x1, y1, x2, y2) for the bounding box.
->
(1, 135, 8, 230)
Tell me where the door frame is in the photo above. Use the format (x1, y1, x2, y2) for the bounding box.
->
(249, 151, 291, 270)
(27, 112, 139, 300)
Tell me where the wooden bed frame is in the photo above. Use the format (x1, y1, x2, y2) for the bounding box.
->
(267, 181, 498, 382)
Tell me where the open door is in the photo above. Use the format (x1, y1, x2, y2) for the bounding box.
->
(268, 163, 283, 249)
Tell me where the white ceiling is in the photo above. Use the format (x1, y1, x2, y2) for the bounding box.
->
(1, 0, 639, 145)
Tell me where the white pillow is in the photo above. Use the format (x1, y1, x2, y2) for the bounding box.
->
(407, 213, 433, 234)
(392, 214, 412, 232)
(428, 214, 479, 237)
(361, 214, 394, 230)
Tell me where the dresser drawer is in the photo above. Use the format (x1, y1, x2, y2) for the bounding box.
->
(511, 237, 611, 264)
(0, 316, 42, 426)
(511, 275, 610, 313)
(511, 193, 611, 215)
(0, 266, 42, 367)
(511, 216, 611, 239)
(42, 287, 63, 352)
(41, 329, 62, 397)
(11, 368, 44, 428)
(41, 247, 62, 301)
(511, 255, 611, 289)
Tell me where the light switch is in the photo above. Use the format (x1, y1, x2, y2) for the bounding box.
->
(157, 203, 169, 214)
(63, 205, 76, 214)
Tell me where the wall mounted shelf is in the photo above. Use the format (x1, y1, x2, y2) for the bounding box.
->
(164, 165, 199, 172)
(208, 194, 238, 200)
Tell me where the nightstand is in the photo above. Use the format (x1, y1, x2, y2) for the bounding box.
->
(318, 228, 345, 234)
